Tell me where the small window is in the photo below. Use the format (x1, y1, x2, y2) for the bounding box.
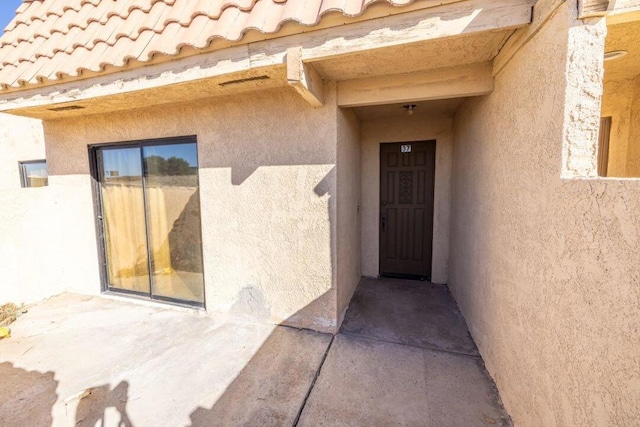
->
(19, 160, 48, 188)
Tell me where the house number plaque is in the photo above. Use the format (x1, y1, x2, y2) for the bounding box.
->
(401, 144, 412, 153)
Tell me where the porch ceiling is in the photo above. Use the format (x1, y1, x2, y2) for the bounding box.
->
(604, 20, 640, 81)
(313, 29, 513, 81)
(353, 98, 464, 120)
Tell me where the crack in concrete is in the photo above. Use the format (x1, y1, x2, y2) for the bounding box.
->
(292, 334, 335, 427)
(339, 330, 482, 359)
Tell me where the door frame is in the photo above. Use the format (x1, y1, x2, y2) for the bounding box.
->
(378, 140, 436, 281)
(88, 135, 206, 309)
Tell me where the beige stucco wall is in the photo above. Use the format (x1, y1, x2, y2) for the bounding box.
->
(450, 3, 640, 426)
(360, 116, 452, 284)
(0, 113, 62, 305)
(625, 77, 640, 174)
(335, 107, 362, 320)
(42, 85, 346, 332)
(601, 75, 640, 176)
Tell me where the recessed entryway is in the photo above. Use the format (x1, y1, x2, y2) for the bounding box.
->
(341, 277, 478, 355)
(379, 141, 436, 280)
(90, 136, 205, 307)
(297, 277, 510, 425)
(357, 107, 454, 285)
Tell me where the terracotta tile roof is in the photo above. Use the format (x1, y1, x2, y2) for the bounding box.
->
(0, 0, 420, 90)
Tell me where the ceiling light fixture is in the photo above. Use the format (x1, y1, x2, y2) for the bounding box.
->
(403, 104, 417, 116)
(604, 50, 628, 61)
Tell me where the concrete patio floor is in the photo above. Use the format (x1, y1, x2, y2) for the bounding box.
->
(0, 278, 510, 426)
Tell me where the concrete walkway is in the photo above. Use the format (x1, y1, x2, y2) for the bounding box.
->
(299, 278, 511, 426)
(0, 278, 510, 426)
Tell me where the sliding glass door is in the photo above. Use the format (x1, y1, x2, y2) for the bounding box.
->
(94, 137, 205, 307)
(96, 147, 151, 294)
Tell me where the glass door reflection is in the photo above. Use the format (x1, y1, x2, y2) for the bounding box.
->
(97, 147, 150, 294)
(143, 143, 204, 304)
(95, 138, 204, 306)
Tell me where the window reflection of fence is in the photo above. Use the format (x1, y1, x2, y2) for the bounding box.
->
(101, 177, 204, 302)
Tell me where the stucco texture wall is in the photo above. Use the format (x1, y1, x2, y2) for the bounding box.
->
(450, 3, 640, 426)
(627, 78, 640, 174)
(360, 116, 452, 284)
(0, 113, 71, 305)
(601, 75, 640, 176)
(335, 107, 362, 320)
(43, 86, 344, 332)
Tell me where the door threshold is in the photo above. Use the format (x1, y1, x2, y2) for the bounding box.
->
(379, 273, 430, 282)
(102, 290, 205, 313)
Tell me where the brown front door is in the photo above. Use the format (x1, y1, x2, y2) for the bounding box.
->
(379, 141, 436, 279)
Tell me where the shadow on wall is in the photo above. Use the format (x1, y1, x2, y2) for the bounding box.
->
(196, 118, 336, 187)
(0, 165, 340, 426)
(0, 362, 58, 426)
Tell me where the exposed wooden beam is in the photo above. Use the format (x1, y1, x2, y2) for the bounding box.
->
(337, 62, 494, 108)
(493, 0, 565, 76)
(579, 0, 611, 18)
(286, 47, 324, 107)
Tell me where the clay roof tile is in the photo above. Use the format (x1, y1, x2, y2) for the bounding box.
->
(0, 0, 422, 90)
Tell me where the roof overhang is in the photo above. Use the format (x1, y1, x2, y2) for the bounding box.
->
(0, 0, 535, 119)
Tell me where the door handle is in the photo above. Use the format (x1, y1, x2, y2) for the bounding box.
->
(381, 214, 386, 231)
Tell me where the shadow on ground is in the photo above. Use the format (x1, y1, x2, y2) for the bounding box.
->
(0, 361, 134, 426)
(0, 278, 511, 426)
(0, 362, 58, 426)
(75, 381, 134, 427)
(189, 327, 331, 426)
(190, 278, 511, 426)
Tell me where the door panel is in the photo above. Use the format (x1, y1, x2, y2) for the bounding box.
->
(94, 138, 205, 306)
(379, 141, 436, 279)
(142, 143, 204, 304)
(97, 147, 150, 293)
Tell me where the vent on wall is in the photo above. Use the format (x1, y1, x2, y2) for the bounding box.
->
(48, 105, 85, 112)
(219, 75, 270, 87)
